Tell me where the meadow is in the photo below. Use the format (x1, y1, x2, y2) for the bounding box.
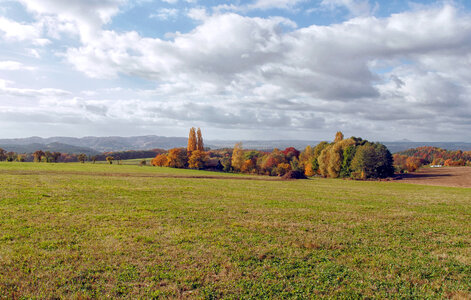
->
(0, 162, 470, 299)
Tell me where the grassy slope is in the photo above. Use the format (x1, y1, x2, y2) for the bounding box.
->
(0, 162, 470, 299)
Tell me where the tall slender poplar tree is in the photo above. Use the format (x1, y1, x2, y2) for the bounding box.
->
(196, 128, 204, 151)
(187, 127, 197, 153)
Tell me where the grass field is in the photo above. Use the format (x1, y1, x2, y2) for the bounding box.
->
(94, 158, 155, 165)
(0, 162, 470, 299)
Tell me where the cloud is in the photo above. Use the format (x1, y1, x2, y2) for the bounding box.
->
(16, 0, 125, 41)
(65, 5, 471, 101)
(248, 0, 306, 11)
(58, 4, 471, 140)
(187, 7, 207, 21)
(150, 8, 179, 20)
(0, 60, 35, 71)
(0, 16, 49, 45)
(0, 79, 70, 98)
(320, 0, 375, 17)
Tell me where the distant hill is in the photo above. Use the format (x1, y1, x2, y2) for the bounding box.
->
(383, 142, 471, 153)
(205, 140, 317, 151)
(1, 135, 470, 154)
(0, 142, 99, 155)
(0, 136, 188, 152)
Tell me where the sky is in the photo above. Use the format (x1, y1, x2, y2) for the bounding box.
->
(0, 0, 470, 142)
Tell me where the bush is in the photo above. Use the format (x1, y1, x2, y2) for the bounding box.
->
(282, 170, 307, 180)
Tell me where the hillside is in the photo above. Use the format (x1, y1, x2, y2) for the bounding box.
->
(0, 136, 188, 152)
(0, 142, 99, 155)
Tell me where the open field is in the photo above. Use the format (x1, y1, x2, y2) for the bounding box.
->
(0, 162, 470, 298)
(399, 166, 471, 188)
(94, 158, 156, 165)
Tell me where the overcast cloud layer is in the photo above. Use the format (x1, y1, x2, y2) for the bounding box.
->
(0, 0, 470, 141)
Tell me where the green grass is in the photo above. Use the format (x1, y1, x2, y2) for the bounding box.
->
(0, 162, 470, 299)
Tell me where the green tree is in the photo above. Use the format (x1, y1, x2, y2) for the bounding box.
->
(339, 145, 357, 178)
(290, 157, 303, 172)
(220, 156, 232, 172)
(350, 143, 394, 179)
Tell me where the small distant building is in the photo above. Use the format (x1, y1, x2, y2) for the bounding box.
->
(205, 158, 222, 170)
(430, 165, 443, 168)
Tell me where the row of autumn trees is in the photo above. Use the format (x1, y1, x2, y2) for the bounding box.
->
(152, 130, 395, 179)
(0, 149, 77, 163)
(393, 146, 471, 172)
(0, 148, 166, 163)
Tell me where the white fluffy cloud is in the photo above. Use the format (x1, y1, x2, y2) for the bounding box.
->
(0, 16, 49, 45)
(16, 0, 125, 41)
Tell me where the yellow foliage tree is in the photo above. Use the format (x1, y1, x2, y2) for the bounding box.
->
(231, 143, 245, 172)
(327, 138, 355, 178)
(275, 163, 291, 176)
(317, 144, 332, 177)
(334, 131, 344, 143)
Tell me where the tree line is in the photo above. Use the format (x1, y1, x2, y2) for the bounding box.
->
(152, 129, 395, 179)
(0, 148, 165, 163)
(393, 146, 471, 172)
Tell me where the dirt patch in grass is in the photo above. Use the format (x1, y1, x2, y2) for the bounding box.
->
(397, 167, 471, 188)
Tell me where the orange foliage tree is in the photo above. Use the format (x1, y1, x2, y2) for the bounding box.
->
(152, 154, 169, 167)
(187, 127, 197, 154)
(406, 157, 422, 172)
(196, 128, 204, 151)
(188, 150, 207, 169)
(167, 148, 188, 168)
